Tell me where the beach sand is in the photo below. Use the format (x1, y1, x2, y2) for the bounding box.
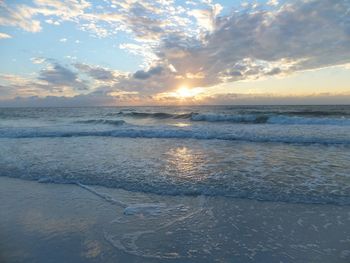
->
(1, 176, 349, 263)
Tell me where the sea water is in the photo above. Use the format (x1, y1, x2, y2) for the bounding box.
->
(1, 105, 350, 261)
(0, 105, 350, 205)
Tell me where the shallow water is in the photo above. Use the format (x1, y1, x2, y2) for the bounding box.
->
(1, 177, 350, 263)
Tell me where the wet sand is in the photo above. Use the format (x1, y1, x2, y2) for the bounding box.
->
(1, 176, 349, 263)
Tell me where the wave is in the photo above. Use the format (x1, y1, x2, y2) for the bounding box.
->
(1, 127, 349, 145)
(4, 173, 350, 206)
(238, 110, 350, 117)
(116, 111, 350, 125)
(267, 116, 350, 125)
(191, 114, 350, 125)
(284, 110, 350, 117)
(191, 114, 269, 123)
(117, 111, 193, 119)
(116, 111, 264, 123)
(75, 119, 125, 126)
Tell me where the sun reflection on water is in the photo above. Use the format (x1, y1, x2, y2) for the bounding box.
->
(164, 146, 208, 181)
(171, 122, 191, 127)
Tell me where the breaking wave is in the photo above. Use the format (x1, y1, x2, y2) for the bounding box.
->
(75, 119, 125, 126)
(192, 114, 350, 125)
(191, 114, 269, 123)
(3, 166, 350, 206)
(116, 111, 350, 125)
(1, 127, 349, 145)
(117, 111, 193, 119)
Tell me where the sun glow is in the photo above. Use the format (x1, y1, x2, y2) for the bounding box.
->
(153, 85, 204, 103)
(175, 86, 203, 99)
(176, 86, 192, 98)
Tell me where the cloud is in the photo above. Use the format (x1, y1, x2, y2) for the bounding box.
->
(2, 91, 350, 107)
(110, 0, 350, 96)
(0, 0, 177, 39)
(30, 57, 46, 64)
(0, 0, 219, 41)
(0, 84, 14, 98)
(0, 2, 41, 32)
(38, 63, 88, 91)
(0, 62, 90, 96)
(0, 94, 117, 107)
(201, 92, 350, 105)
(188, 3, 223, 32)
(0, 73, 57, 98)
(133, 66, 163, 80)
(45, 19, 60, 25)
(267, 0, 279, 6)
(119, 43, 158, 66)
(74, 63, 120, 82)
(1, 0, 350, 106)
(0, 0, 90, 33)
(0, 61, 124, 100)
(158, 0, 350, 86)
(0, 32, 12, 39)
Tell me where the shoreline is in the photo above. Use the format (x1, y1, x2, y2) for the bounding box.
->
(1, 176, 350, 263)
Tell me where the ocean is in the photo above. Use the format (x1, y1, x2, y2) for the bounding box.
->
(1, 105, 350, 204)
(1, 105, 350, 262)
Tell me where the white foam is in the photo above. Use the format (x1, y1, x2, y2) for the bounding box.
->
(103, 196, 208, 259)
(123, 203, 167, 216)
(2, 126, 350, 145)
(191, 113, 350, 126)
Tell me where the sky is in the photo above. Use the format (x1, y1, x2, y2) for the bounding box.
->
(0, 0, 350, 106)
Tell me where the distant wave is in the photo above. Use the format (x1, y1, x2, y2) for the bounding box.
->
(267, 116, 350, 125)
(75, 119, 125, 126)
(285, 110, 350, 117)
(191, 114, 269, 123)
(192, 114, 350, 125)
(117, 111, 194, 119)
(242, 110, 350, 117)
(1, 127, 349, 145)
(116, 111, 350, 125)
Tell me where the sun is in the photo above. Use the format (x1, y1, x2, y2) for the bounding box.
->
(176, 86, 192, 98)
(175, 85, 202, 99)
(154, 85, 204, 101)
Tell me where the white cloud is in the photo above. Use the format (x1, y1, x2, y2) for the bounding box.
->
(30, 57, 46, 64)
(188, 3, 222, 32)
(267, 0, 279, 6)
(0, 32, 11, 39)
(0, 0, 90, 33)
(85, 0, 350, 98)
(0, 2, 42, 32)
(74, 63, 126, 82)
(45, 19, 60, 25)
